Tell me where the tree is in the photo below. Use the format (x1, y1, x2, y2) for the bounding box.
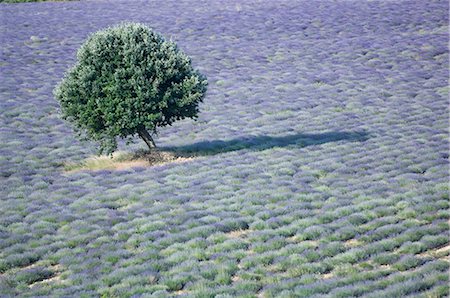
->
(54, 23, 207, 155)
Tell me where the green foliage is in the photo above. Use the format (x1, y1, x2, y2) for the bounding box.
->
(373, 253, 400, 265)
(54, 23, 207, 154)
(393, 255, 423, 271)
(14, 267, 54, 285)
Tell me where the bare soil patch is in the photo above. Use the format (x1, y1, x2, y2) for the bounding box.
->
(418, 243, 450, 260)
(225, 229, 253, 239)
(64, 149, 195, 173)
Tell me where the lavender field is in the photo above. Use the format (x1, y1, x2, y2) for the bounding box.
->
(1, 0, 449, 297)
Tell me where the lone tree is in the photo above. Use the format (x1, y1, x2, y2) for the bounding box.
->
(54, 23, 207, 155)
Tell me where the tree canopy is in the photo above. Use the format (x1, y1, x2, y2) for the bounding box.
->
(54, 22, 207, 154)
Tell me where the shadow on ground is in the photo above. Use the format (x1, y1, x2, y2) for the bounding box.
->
(64, 132, 369, 172)
(163, 131, 370, 157)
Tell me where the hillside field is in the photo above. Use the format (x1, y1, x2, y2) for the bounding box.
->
(0, 0, 449, 297)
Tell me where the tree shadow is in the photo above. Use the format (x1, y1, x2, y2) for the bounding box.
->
(163, 131, 369, 157)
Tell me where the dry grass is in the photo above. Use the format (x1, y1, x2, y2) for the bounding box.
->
(174, 290, 189, 296)
(231, 275, 241, 282)
(433, 244, 450, 255)
(64, 149, 195, 173)
(345, 238, 364, 248)
(225, 229, 253, 239)
(321, 272, 334, 279)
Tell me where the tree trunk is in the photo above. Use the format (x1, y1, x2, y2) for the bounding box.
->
(137, 127, 156, 149)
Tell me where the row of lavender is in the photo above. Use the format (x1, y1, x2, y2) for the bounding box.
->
(1, 0, 448, 296)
